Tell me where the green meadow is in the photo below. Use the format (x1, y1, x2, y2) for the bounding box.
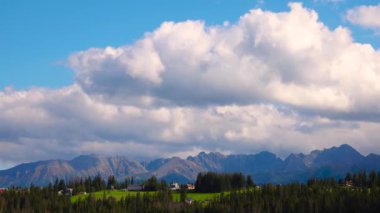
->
(172, 192, 222, 202)
(71, 190, 154, 202)
(70, 190, 222, 203)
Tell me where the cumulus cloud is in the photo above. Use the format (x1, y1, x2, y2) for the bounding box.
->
(70, 3, 380, 117)
(346, 4, 380, 33)
(1, 85, 379, 166)
(1, 3, 380, 167)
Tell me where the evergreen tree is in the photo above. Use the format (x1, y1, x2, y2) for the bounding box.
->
(246, 175, 255, 188)
(143, 176, 159, 191)
(107, 176, 117, 189)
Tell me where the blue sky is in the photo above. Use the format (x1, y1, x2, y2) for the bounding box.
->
(1, 0, 379, 89)
(1, 0, 380, 168)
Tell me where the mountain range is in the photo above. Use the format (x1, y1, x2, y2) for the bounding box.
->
(1, 144, 380, 187)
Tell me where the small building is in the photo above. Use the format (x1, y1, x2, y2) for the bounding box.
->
(58, 188, 73, 196)
(0, 188, 7, 193)
(170, 182, 180, 191)
(65, 188, 73, 196)
(344, 180, 353, 187)
(184, 183, 195, 190)
(127, 184, 143, 191)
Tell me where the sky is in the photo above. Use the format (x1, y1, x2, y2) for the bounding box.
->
(1, 0, 380, 169)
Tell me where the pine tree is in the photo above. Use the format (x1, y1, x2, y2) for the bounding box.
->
(246, 175, 255, 188)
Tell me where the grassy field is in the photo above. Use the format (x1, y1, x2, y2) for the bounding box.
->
(172, 192, 222, 202)
(70, 190, 222, 203)
(70, 190, 155, 202)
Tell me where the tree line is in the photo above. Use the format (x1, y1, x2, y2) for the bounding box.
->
(195, 172, 254, 193)
(47, 174, 186, 195)
(1, 170, 380, 212)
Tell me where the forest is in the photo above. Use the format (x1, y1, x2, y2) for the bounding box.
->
(195, 172, 254, 192)
(1, 171, 380, 212)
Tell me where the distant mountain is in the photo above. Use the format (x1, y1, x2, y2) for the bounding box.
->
(0, 155, 147, 187)
(311, 144, 363, 168)
(0, 160, 75, 186)
(1, 144, 380, 187)
(282, 154, 308, 172)
(145, 158, 170, 171)
(149, 157, 205, 182)
(187, 152, 225, 172)
(363, 154, 380, 170)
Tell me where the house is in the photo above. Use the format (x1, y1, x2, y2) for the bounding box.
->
(0, 188, 7, 193)
(170, 182, 180, 191)
(65, 188, 73, 196)
(183, 183, 195, 190)
(58, 188, 73, 196)
(344, 180, 353, 187)
(127, 184, 143, 191)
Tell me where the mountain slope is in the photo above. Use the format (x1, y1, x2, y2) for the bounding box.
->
(150, 157, 205, 181)
(1, 144, 380, 187)
(0, 156, 147, 187)
(282, 154, 307, 172)
(69, 155, 147, 177)
(311, 144, 364, 168)
(187, 152, 225, 172)
(0, 160, 75, 186)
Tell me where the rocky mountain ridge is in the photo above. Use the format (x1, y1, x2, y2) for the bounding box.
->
(1, 144, 379, 187)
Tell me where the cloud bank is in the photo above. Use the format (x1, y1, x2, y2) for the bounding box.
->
(1, 3, 380, 168)
(70, 3, 380, 115)
(346, 4, 380, 33)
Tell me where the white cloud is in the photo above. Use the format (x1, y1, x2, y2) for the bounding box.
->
(0, 85, 379, 165)
(346, 4, 380, 32)
(69, 3, 380, 117)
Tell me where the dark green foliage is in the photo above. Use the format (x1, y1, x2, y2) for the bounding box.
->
(107, 175, 117, 189)
(195, 172, 248, 192)
(2, 171, 380, 212)
(143, 176, 159, 191)
(0, 186, 71, 212)
(246, 175, 255, 188)
(58, 179, 66, 191)
(142, 176, 168, 191)
(204, 182, 380, 213)
(92, 175, 106, 191)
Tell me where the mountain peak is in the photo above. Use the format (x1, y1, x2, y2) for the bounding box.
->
(283, 153, 307, 172)
(0, 144, 378, 187)
(196, 151, 224, 158)
(312, 144, 363, 168)
(337, 144, 355, 151)
(330, 144, 361, 156)
(256, 151, 276, 157)
(187, 152, 225, 172)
